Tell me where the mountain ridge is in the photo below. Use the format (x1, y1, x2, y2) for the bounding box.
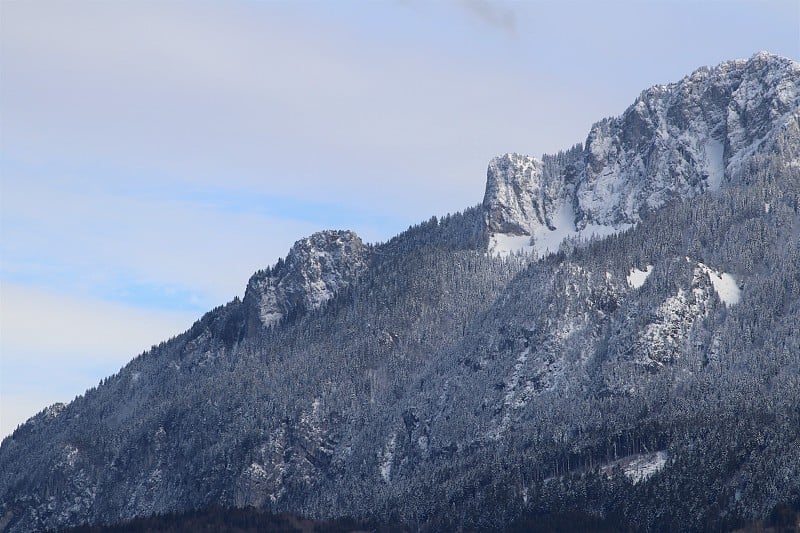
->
(2, 52, 799, 532)
(484, 52, 799, 257)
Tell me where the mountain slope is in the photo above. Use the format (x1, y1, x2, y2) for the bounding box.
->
(1, 52, 799, 532)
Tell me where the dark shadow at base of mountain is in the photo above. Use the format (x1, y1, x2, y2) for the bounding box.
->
(53, 505, 408, 533)
(51, 499, 800, 533)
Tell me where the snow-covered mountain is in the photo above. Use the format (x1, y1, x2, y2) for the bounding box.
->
(2, 53, 799, 532)
(484, 52, 800, 257)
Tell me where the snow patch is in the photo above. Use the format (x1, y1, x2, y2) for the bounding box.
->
(697, 262, 741, 305)
(488, 233, 534, 256)
(531, 202, 576, 255)
(489, 202, 631, 258)
(624, 451, 668, 483)
(627, 265, 653, 289)
(532, 202, 630, 257)
(379, 433, 397, 482)
(600, 451, 668, 485)
(579, 221, 631, 242)
(601, 451, 668, 484)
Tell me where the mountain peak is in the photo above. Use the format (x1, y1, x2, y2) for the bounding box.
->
(482, 52, 800, 257)
(244, 229, 369, 327)
(745, 50, 796, 66)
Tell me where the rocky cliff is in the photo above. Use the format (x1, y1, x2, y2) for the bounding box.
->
(484, 52, 800, 256)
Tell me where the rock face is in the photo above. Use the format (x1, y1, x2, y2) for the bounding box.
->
(243, 230, 369, 327)
(483, 153, 547, 235)
(2, 53, 800, 533)
(483, 52, 800, 255)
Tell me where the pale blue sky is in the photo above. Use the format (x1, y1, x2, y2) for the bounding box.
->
(1, 0, 798, 437)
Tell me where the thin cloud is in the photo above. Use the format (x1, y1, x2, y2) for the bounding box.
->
(1, 0, 577, 223)
(457, 0, 517, 34)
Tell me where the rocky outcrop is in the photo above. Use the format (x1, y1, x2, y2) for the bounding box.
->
(482, 153, 547, 235)
(244, 230, 370, 327)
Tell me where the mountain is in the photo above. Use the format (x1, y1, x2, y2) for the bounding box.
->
(484, 52, 799, 256)
(2, 52, 799, 532)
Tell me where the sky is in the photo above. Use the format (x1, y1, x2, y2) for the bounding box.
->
(0, 0, 798, 438)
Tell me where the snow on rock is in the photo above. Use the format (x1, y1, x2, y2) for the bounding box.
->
(638, 263, 717, 366)
(483, 153, 548, 236)
(627, 265, 653, 289)
(379, 433, 397, 482)
(244, 230, 369, 327)
(726, 53, 800, 178)
(300, 398, 323, 440)
(62, 444, 79, 468)
(253, 283, 283, 326)
(482, 53, 800, 255)
(235, 438, 287, 509)
(490, 264, 624, 439)
(638, 289, 701, 366)
(44, 403, 66, 418)
(579, 53, 798, 228)
(636, 259, 740, 367)
(484, 150, 614, 258)
(503, 348, 531, 411)
(488, 199, 630, 258)
(703, 138, 725, 190)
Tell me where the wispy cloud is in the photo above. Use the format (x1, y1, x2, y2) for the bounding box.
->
(457, 0, 517, 34)
(1, 1, 587, 221)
